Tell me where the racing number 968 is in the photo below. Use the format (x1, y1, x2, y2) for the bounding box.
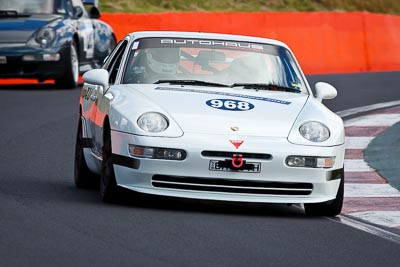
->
(206, 99, 255, 111)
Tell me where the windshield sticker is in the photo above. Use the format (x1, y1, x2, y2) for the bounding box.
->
(136, 38, 282, 55)
(291, 82, 302, 89)
(132, 42, 139, 50)
(206, 99, 254, 111)
(161, 39, 263, 51)
(155, 87, 291, 105)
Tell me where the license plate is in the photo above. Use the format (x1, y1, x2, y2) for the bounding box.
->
(209, 160, 261, 173)
(0, 56, 6, 64)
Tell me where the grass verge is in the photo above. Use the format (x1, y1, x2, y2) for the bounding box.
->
(99, 0, 400, 15)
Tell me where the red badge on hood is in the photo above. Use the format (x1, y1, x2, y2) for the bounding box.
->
(230, 140, 244, 149)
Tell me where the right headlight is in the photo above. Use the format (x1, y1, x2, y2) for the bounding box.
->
(137, 112, 169, 133)
(299, 121, 330, 142)
(28, 27, 56, 47)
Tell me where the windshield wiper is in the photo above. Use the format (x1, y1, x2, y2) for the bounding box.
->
(0, 10, 29, 17)
(154, 79, 230, 87)
(230, 83, 301, 93)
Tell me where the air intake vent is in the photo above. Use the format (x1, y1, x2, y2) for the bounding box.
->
(152, 175, 312, 195)
(201, 151, 272, 160)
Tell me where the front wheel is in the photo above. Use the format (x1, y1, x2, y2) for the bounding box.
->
(55, 41, 79, 89)
(74, 117, 99, 188)
(304, 169, 344, 217)
(100, 126, 120, 202)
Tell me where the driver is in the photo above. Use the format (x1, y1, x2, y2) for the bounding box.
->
(146, 48, 180, 76)
(127, 47, 180, 84)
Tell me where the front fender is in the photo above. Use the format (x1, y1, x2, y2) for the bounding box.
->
(288, 98, 345, 147)
(107, 86, 184, 137)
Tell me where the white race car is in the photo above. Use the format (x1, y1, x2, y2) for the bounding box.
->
(75, 31, 345, 216)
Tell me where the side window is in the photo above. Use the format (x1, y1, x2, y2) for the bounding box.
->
(53, 0, 69, 15)
(66, 0, 73, 16)
(106, 40, 128, 84)
(71, 0, 88, 18)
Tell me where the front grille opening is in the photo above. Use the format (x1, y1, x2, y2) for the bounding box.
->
(201, 151, 272, 160)
(152, 175, 312, 196)
(0, 65, 37, 75)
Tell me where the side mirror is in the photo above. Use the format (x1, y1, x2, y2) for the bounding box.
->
(73, 6, 84, 19)
(88, 6, 100, 19)
(315, 82, 337, 102)
(82, 0, 98, 6)
(83, 69, 109, 91)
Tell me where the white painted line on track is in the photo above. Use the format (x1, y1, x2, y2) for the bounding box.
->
(348, 211, 400, 228)
(336, 100, 400, 118)
(337, 102, 400, 237)
(345, 137, 374, 149)
(344, 114, 400, 127)
(332, 215, 400, 245)
(344, 159, 374, 172)
(345, 184, 400, 197)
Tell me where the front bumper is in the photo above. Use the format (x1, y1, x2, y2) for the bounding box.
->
(0, 43, 69, 80)
(103, 130, 345, 204)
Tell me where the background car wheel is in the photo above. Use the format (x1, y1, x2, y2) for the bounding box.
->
(304, 169, 344, 217)
(74, 117, 99, 188)
(55, 41, 79, 89)
(100, 125, 120, 202)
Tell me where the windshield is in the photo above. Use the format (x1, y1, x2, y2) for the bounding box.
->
(0, 0, 69, 15)
(123, 37, 308, 93)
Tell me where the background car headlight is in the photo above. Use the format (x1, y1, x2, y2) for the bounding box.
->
(137, 112, 169, 132)
(34, 27, 56, 46)
(299, 121, 330, 142)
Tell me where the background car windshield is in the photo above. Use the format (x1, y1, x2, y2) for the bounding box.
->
(123, 37, 307, 92)
(0, 0, 68, 15)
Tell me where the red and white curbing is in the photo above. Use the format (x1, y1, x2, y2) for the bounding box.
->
(341, 105, 400, 230)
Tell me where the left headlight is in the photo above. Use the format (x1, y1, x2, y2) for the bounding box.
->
(299, 121, 330, 142)
(137, 112, 169, 133)
(29, 27, 56, 47)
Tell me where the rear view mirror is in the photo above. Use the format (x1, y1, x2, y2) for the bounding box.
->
(195, 50, 226, 72)
(197, 50, 226, 62)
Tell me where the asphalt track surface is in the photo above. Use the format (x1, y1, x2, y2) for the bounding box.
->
(1, 72, 400, 266)
(365, 121, 400, 190)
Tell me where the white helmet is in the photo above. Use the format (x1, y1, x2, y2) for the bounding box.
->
(146, 48, 180, 75)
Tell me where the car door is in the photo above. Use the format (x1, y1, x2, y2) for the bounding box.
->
(71, 0, 95, 62)
(90, 39, 129, 156)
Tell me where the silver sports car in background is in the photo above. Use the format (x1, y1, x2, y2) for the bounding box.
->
(75, 31, 345, 216)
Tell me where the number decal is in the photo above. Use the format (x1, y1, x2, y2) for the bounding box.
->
(82, 84, 97, 101)
(224, 100, 236, 109)
(206, 99, 254, 111)
(237, 101, 250, 110)
(210, 99, 223, 108)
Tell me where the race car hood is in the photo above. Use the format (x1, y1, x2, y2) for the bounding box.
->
(130, 85, 309, 137)
(0, 14, 61, 43)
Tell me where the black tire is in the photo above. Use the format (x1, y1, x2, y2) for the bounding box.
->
(74, 117, 99, 188)
(304, 169, 344, 217)
(100, 125, 120, 202)
(55, 41, 79, 89)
